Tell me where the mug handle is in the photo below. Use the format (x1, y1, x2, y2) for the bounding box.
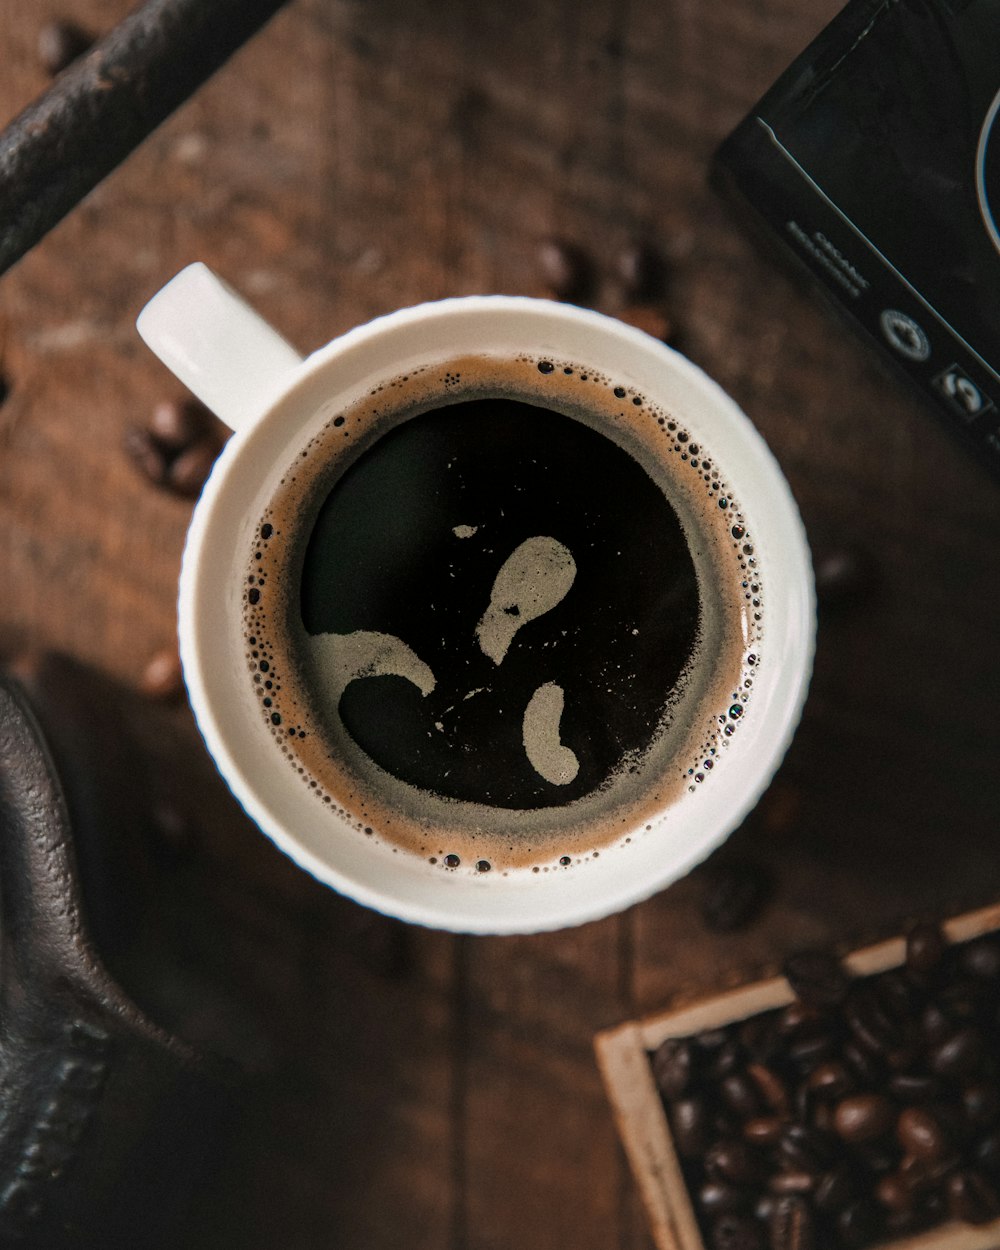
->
(136, 262, 304, 431)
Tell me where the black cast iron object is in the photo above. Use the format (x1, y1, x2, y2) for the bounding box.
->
(0, 674, 236, 1249)
(0, 0, 291, 279)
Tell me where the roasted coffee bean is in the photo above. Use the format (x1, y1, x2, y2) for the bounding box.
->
(887, 1072, 941, 1103)
(779, 1124, 839, 1173)
(845, 984, 900, 1057)
(769, 1194, 815, 1250)
(974, 1130, 1000, 1176)
(833, 1094, 895, 1144)
(615, 238, 669, 302)
(938, 976, 987, 1020)
(788, 1033, 838, 1071)
(701, 861, 770, 933)
(920, 1002, 954, 1046)
(906, 921, 946, 977)
(150, 801, 199, 860)
(899, 1150, 961, 1193)
(671, 1096, 712, 1158)
(783, 950, 851, 1009)
(812, 1103, 836, 1134)
(722, 1072, 763, 1119)
(813, 1165, 858, 1214)
(835, 1198, 881, 1249)
(149, 398, 209, 452)
(813, 546, 876, 610)
(536, 238, 593, 303)
(841, 1040, 884, 1086)
(883, 1204, 935, 1236)
(139, 647, 184, 702)
(739, 1014, 782, 1065)
(744, 1116, 785, 1147)
(697, 1029, 731, 1053)
(710, 1039, 746, 1081)
(37, 19, 93, 75)
(963, 1082, 1000, 1128)
(706, 1139, 763, 1186)
(167, 440, 219, 498)
(778, 1002, 825, 1037)
(700, 1182, 752, 1214)
(748, 1063, 790, 1116)
(711, 1213, 765, 1250)
(807, 1061, 855, 1102)
(874, 1171, 914, 1213)
(853, 1140, 900, 1175)
(652, 1036, 696, 1100)
(755, 1194, 778, 1225)
(769, 1171, 815, 1196)
(896, 1106, 950, 1161)
(945, 1169, 1000, 1225)
(124, 426, 170, 486)
(959, 937, 1000, 982)
(930, 1026, 985, 1080)
(617, 304, 674, 344)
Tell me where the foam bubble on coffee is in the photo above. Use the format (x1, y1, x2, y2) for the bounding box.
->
(242, 352, 763, 875)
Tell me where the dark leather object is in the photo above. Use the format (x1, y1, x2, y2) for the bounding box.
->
(0, 673, 236, 1248)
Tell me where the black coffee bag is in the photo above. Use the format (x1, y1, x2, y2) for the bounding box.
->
(713, 0, 1000, 475)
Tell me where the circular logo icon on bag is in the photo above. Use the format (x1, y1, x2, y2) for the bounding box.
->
(978, 88, 1000, 257)
(879, 309, 930, 362)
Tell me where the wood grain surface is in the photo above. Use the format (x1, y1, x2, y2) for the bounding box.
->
(2, 1, 999, 1247)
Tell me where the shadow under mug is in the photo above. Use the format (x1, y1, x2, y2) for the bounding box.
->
(137, 263, 815, 934)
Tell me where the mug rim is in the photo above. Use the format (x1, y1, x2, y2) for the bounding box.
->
(178, 294, 815, 933)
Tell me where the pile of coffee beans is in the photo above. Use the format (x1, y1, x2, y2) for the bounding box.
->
(650, 923, 1000, 1250)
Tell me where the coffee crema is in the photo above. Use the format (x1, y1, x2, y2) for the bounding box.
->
(242, 353, 763, 874)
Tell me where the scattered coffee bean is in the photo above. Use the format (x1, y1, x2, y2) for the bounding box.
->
(140, 648, 184, 702)
(125, 398, 222, 498)
(536, 238, 594, 304)
(618, 303, 674, 344)
(812, 545, 876, 610)
(166, 439, 219, 498)
(783, 950, 851, 1009)
(150, 802, 199, 859)
(722, 1072, 763, 1119)
(148, 397, 209, 452)
(701, 861, 771, 933)
(37, 18, 93, 76)
(615, 238, 669, 302)
(123, 426, 170, 486)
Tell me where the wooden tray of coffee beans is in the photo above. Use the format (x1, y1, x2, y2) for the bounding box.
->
(595, 903, 1000, 1250)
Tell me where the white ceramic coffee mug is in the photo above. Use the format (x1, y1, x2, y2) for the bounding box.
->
(137, 263, 814, 934)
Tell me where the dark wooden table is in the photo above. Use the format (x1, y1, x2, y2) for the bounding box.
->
(2, 2, 999, 1246)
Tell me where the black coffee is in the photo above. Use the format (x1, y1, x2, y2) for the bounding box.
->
(243, 354, 762, 872)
